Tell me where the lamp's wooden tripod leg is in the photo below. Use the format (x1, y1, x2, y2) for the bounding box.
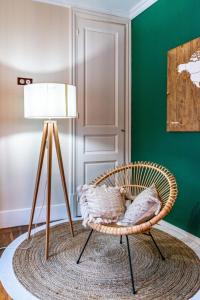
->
(53, 122, 74, 237)
(27, 123, 48, 240)
(45, 122, 53, 260)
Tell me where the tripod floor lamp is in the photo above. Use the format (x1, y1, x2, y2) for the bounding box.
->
(24, 83, 77, 260)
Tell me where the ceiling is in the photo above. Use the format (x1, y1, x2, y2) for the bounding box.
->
(34, 0, 158, 19)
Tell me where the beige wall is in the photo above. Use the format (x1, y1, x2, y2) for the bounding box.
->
(0, 0, 72, 226)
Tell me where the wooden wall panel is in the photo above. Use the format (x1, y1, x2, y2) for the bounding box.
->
(167, 37, 200, 131)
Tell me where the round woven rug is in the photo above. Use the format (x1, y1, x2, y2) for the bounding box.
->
(13, 221, 200, 300)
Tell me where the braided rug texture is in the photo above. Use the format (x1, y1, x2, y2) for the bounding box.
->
(13, 222, 200, 300)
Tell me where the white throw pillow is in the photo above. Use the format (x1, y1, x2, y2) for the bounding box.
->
(117, 185, 161, 226)
(79, 185, 125, 227)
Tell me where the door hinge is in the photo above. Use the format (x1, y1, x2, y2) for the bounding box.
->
(76, 29, 80, 36)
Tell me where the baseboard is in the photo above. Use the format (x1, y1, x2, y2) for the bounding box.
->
(156, 220, 200, 257)
(158, 220, 200, 242)
(0, 203, 68, 228)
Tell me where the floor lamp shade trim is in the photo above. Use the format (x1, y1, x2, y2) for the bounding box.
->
(24, 83, 77, 119)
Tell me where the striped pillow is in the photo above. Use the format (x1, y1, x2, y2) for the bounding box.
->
(117, 185, 161, 226)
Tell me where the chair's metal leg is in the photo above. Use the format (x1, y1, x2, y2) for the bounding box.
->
(149, 231, 165, 261)
(76, 229, 93, 264)
(126, 235, 136, 294)
(120, 235, 122, 244)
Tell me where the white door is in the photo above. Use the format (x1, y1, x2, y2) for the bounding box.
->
(73, 11, 129, 215)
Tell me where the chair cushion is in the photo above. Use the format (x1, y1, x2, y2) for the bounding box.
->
(117, 185, 161, 226)
(79, 185, 125, 226)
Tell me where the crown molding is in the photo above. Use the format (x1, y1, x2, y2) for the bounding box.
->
(129, 0, 158, 19)
(33, 0, 129, 18)
(33, 0, 158, 19)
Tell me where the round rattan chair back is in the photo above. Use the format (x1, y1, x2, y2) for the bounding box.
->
(89, 161, 178, 235)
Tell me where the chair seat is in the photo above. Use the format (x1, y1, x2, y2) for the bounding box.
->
(89, 220, 152, 235)
(88, 161, 178, 236)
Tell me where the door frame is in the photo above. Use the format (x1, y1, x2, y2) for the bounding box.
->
(68, 8, 131, 217)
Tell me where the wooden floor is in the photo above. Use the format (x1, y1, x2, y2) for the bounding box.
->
(0, 282, 11, 300)
(0, 224, 42, 300)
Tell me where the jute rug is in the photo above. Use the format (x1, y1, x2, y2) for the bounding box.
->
(13, 222, 200, 300)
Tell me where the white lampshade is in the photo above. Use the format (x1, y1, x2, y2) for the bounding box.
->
(24, 83, 77, 119)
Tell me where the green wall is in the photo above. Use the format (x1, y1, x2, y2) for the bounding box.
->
(131, 0, 200, 237)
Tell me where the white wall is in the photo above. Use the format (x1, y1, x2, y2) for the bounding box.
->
(0, 0, 72, 227)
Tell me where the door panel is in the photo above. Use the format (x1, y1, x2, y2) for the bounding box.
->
(84, 135, 117, 153)
(74, 13, 127, 215)
(84, 161, 116, 184)
(84, 28, 116, 126)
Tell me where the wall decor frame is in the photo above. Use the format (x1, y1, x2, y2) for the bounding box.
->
(167, 37, 200, 131)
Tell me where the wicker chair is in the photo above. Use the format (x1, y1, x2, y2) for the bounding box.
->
(76, 162, 178, 294)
